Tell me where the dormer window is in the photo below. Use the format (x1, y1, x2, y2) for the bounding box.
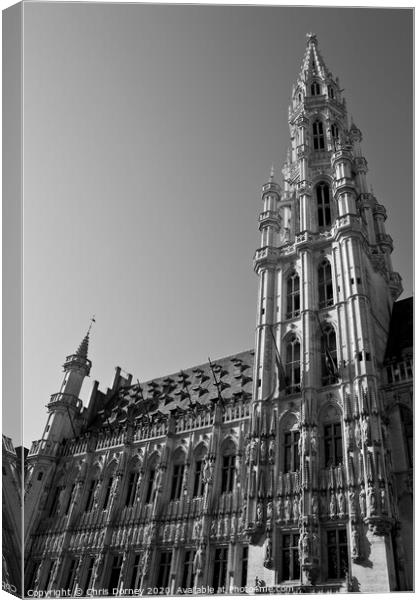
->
(311, 81, 321, 95)
(313, 120, 325, 150)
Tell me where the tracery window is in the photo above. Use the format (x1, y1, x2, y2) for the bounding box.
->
(145, 467, 156, 504)
(182, 550, 195, 589)
(193, 459, 205, 497)
(221, 441, 236, 493)
(170, 450, 186, 500)
(284, 430, 300, 472)
(108, 555, 123, 591)
(320, 324, 338, 385)
(313, 120, 325, 150)
(286, 271, 300, 319)
(281, 534, 300, 581)
(125, 470, 139, 507)
(212, 547, 228, 591)
(327, 529, 348, 579)
(318, 259, 334, 308)
(285, 335, 301, 395)
(84, 479, 97, 513)
(324, 423, 343, 467)
(316, 182, 331, 227)
(156, 551, 172, 588)
(102, 477, 113, 510)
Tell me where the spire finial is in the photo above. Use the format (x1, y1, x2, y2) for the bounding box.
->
(269, 165, 275, 182)
(75, 316, 95, 359)
(88, 315, 96, 335)
(306, 32, 318, 46)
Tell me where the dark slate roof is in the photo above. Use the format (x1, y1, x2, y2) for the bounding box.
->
(384, 297, 413, 362)
(91, 349, 254, 429)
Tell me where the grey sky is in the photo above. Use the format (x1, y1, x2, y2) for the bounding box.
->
(18, 4, 412, 446)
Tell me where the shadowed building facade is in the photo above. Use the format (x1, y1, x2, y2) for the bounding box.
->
(23, 34, 413, 595)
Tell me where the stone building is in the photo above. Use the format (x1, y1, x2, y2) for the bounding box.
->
(23, 34, 413, 595)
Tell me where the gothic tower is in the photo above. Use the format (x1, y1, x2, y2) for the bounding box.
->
(24, 330, 92, 545)
(248, 33, 404, 592)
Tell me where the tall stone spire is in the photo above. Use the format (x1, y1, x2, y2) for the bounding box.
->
(299, 32, 330, 81)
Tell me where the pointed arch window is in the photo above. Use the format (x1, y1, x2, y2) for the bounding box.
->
(324, 422, 343, 467)
(125, 470, 139, 507)
(316, 182, 331, 227)
(313, 120, 325, 150)
(318, 259, 334, 308)
(221, 441, 236, 493)
(311, 81, 321, 95)
(286, 271, 300, 319)
(328, 86, 335, 99)
(170, 450, 186, 500)
(320, 324, 338, 386)
(285, 335, 301, 395)
(331, 123, 339, 141)
(284, 430, 300, 472)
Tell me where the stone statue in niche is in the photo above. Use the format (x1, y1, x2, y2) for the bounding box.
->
(267, 500, 273, 521)
(264, 536, 273, 567)
(311, 493, 319, 518)
(380, 487, 387, 514)
(359, 487, 366, 517)
(361, 415, 371, 445)
(338, 489, 346, 517)
(293, 495, 300, 521)
(368, 485, 377, 515)
(284, 496, 292, 522)
(193, 544, 205, 575)
(268, 439, 275, 463)
(256, 501, 263, 524)
(250, 439, 258, 465)
(354, 419, 362, 449)
(329, 492, 336, 518)
(348, 489, 357, 515)
(351, 523, 360, 559)
(299, 526, 310, 563)
(260, 439, 267, 462)
(310, 426, 318, 455)
(245, 440, 251, 465)
(276, 497, 283, 522)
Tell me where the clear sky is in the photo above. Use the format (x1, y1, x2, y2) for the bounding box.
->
(17, 4, 412, 446)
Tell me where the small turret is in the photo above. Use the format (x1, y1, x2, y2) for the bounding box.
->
(43, 320, 94, 442)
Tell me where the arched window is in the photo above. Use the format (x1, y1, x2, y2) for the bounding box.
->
(286, 271, 300, 319)
(285, 335, 301, 395)
(320, 324, 338, 386)
(316, 182, 331, 227)
(331, 123, 339, 141)
(328, 86, 335, 99)
(170, 449, 186, 501)
(324, 422, 343, 467)
(311, 81, 321, 95)
(145, 454, 159, 504)
(284, 429, 300, 472)
(125, 470, 140, 507)
(313, 120, 325, 150)
(318, 259, 334, 308)
(221, 440, 236, 493)
(192, 445, 207, 497)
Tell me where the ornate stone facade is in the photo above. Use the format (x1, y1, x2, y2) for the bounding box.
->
(23, 34, 412, 595)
